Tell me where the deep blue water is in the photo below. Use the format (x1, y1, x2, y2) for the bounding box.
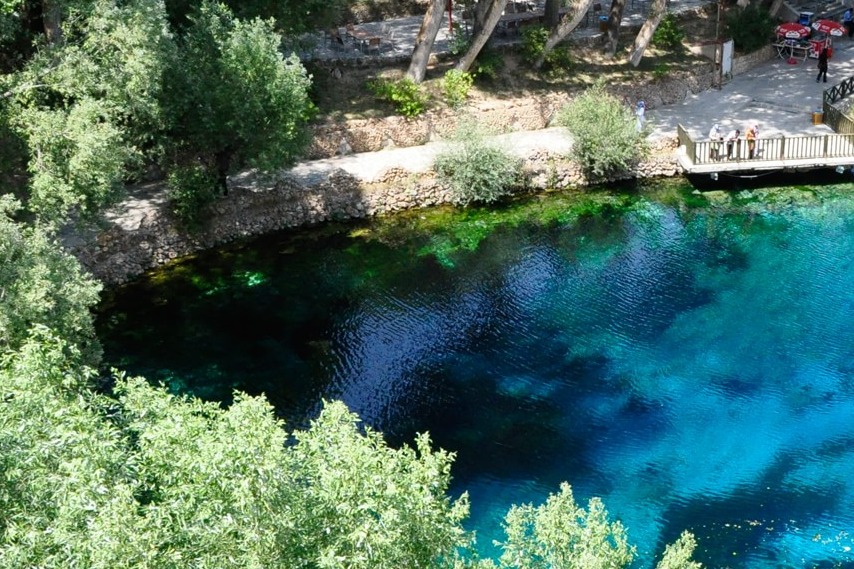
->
(97, 187, 854, 568)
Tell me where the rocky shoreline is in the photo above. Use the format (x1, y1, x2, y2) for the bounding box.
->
(67, 48, 774, 286)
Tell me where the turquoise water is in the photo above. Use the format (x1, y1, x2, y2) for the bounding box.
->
(98, 187, 854, 568)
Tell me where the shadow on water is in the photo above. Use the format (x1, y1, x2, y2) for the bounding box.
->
(97, 181, 854, 567)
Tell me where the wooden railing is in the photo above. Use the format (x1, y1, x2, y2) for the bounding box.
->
(680, 128, 854, 166)
(823, 76, 854, 134)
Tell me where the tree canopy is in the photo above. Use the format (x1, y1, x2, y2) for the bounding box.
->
(0, 0, 314, 225)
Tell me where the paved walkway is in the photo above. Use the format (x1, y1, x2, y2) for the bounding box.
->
(289, 36, 854, 186)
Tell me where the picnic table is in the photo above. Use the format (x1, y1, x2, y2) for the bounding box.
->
(773, 39, 810, 61)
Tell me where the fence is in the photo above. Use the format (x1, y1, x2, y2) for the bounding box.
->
(680, 127, 854, 166)
(823, 76, 854, 134)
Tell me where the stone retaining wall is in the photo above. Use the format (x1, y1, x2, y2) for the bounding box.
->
(69, 47, 773, 286)
(69, 143, 680, 286)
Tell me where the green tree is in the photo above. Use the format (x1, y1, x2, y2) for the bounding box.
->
(655, 531, 702, 569)
(0, 196, 101, 363)
(163, 1, 313, 205)
(496, 482, 636, 569)
(557, 81, 648, 180)
(7, 0, 174, 222)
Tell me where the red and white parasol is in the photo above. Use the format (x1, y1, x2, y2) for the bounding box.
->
(775, 22, 811, 39)
(811, 19, 845, 36)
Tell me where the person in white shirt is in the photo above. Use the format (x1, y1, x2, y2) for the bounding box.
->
(708, 123, 723, 160)
(725, 129, 740, 159)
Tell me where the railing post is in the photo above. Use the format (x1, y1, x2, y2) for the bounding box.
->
(780, 135, 785, 159)
(824, 134, 830, 157)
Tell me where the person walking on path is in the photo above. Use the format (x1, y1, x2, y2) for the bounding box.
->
(635, 99, 646, 132)
(817, 47, 829, 83)
(844, 8, 854, 39)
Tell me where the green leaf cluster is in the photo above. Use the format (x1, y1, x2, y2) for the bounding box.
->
(520, 25, 573, 77)
(0, 338, 473, 568)
(651, 13, 685, 50)
(556, 81, 648, 180)
(368, 77, 428, 118)
(442, 69, 474, 108)
(1, 0, 314, 226)
(433, 120, 525, 206)
(725, 4, 776, 53)
(0, 196, 101, 364)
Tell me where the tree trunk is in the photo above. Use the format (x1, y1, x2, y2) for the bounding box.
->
(406, 0, 446, 83)
(543, 0, 561, 29)
(42, 0, 62, 45)
(604, 0, 626, 56)
(533, 0, 594, 69)
(628, 0, 666, 67)
(473, 0, 490, 35)
(456, 0, 508, 73)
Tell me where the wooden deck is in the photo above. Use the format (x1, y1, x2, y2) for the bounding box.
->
(676, 124, 854, 174)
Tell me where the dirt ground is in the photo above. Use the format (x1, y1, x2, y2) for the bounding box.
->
(309, 4, 722, 122)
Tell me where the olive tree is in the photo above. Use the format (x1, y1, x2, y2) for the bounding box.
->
(7, 0, 174, 222)
(162, 1, 313, 207)
(557, 81, 648, 180)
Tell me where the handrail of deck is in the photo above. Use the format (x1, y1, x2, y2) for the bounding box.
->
(677, 124, 854, 167)
(823, 76, 854, 134)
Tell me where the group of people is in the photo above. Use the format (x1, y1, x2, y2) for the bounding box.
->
(708, 123, 760, 161)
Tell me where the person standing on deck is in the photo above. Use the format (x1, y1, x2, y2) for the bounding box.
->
(746, 124, 757, 159)
(708, 123, 723, 160)
(725, 129, 740, 160)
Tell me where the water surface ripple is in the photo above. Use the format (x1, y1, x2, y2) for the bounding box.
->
(98, 195, 854, 568)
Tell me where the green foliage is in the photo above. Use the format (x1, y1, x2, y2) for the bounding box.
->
(520, 24, 550, 64)
(496, 482, 636, 569)
(162, 1, 314, 208)
(556, 81, 648, 180)
(0, 196, 101, 364)
(442, 69, 474, 108)
(652, 62, 670, 80)
(166, 162, 220, 226)
(726, 4, 775, 52)
(433, 121, 525, 206)
(471, 47, 504, 81)
(9, 0, 174, 222)
(655, 531, 702, 569)
(368, 77, 428, 117)
(651, 13, 685, 50)
(520, 25, 573, 77)
(0, 337, 475, 569)
(448, 22, 471, 56)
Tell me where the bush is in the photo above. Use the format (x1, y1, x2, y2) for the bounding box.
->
(651, 13, 685, 50)
(520, 24, 574, 77)
(448, 22, 471, 56)
(166, 163, 219, 227)
(368, 77, 427, 117)
(521, 24, 550, 64)
(433, 120, 525, 206)
(471, 47, 504, 80)
(652, 62, 669, 81)
(442, 69, 474, 108)
(556, 81, 648, 180)
(726, 4, 775, 52)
